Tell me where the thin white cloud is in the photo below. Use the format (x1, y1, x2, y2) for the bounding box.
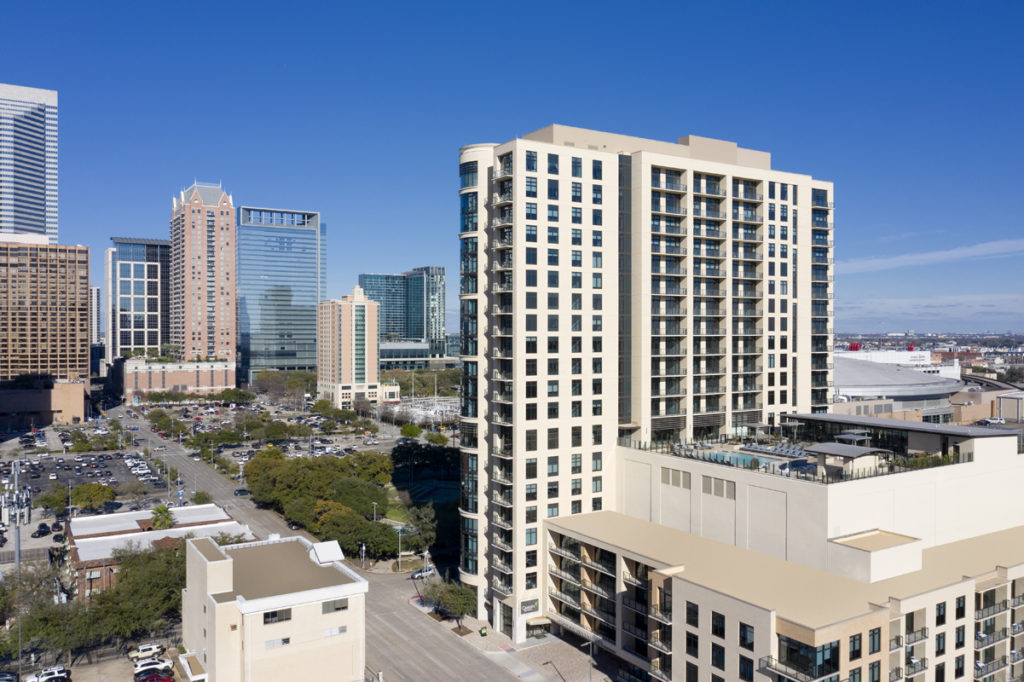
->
(836, 239, 1024, 275)
(836, 293, 1024, 322)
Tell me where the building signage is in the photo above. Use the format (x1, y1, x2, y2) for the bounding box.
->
(520, 599, 539, 614)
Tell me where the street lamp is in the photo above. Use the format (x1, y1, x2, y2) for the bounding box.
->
(581, 639, 596, 682)
(372, 502, 377, 522)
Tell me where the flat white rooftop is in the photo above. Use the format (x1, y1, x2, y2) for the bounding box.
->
(73, 520, 253, 563)
(69, 503, 231, 538)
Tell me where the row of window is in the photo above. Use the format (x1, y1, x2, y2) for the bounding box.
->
(526, 226, 602, 246)
(524, 248, 603, 268)
(521, 270, 604, 289)
(524, 177, 603, 204)
(523, 425, 603, 450)
(524, 203, 603, 225)
(524, 401, 603, 419)
(523, 152, 603, 180)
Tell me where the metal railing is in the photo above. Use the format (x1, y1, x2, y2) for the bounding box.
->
(581, 556, 616, 576)
(490, 516, 512, 531)
(622, 595, 649, 615)
(549, 542, 581, 561)
(904, 628, 927, 646)
(976, 600, 1008, 620)
(758, 656, 820, 682)
(581, 579, 614, 599)
(904, 658, 927, 676)
(548, 586, 581, 608)
(492, 579, 512, 596)
(622, 621, 649, 641)
(975, 627, 1008, 648)
(890, 634, 904, 651)
(580, 602, 615, 623)
(649, 605, 672, 623)
(974, 656, 1007, 678)
(491, 537, 512, 552)
(548, 565, 581, 585)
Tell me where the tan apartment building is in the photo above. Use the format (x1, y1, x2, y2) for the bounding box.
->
(539, 416, 1024, 681)
(182, 535, 368, 682)
(457, 126, 834, 641)
(170, 183, 236, 364)
(0, 233, 89, 426)
(317, 286, 385, 409)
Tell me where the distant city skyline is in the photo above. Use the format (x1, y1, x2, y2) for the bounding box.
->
(0, 4, 1021, 333)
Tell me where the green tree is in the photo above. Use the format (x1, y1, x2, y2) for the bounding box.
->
(424, 580, 477, 628)
(424, 432, 448, 447)
(150, 504, 174, 530)
(71, 483, 116, 511)
(331, 477, 388, 519)
(408, 503, 437, 551)
(33, 484, 69, 516)
(117, 479, 149, 505)
(400, 423, 422, 439)
(191, 490, 213, 505)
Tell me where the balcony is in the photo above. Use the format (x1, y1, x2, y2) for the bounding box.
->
(622, 596, 649, 615)
(734, 251, 763, 261)
(651, 223, 687, 237)
(490, 515, 512, 531)
(653, 205, 687, 217)
(494, 164, 513, 180)
(733, 326, 763, 336)
(905, 627, 928, 645)
(890, 669, 903, 682)
(491, 445, 513, 460)
(549, 543, 581, 562)
(1011, 648, 1024, 664)
(492, 191, 513, 206)
(648, 605, 672, 624)
(889, 635, 904, 651)
(734, 231, 763, 243)
(549, 587, 581, 609)
(695, 185, 727, 197)
(734, 190, 764, 201)
(491, 536, 513, 553)
(734, 271, 763, 280)
(975, 628, 1008, 648)
(1012, 594, 1024, 607)
(734, 213, 764, 224)
(904, 658, 927, 676)
(622, 621, 649, 642)
(812, 237, 835, 248)
(976, 600, 1009, 620)
(1013, 621, 1024, 636)
(490, 215, 513, 228)
(491, 492, 512, 508)
(491, 390, 513, 404)
(491, 258, 514, 272)
(492, 579, 513, 597)
(974, 657, 1007, 679)
(693, 208, 726, 219)
(581, 556, 616, 576)
(812, 199, 834, 209)
(548, 565, 581, 585)
(580, 602, 616, 623)
(492, 556, 513, 574)
(490, 466, 513, 485)
(490, 347, 513, 359)
(491, 281, 513, 293)
(581, 579, 614, 600)
(758, 656, 838, 682)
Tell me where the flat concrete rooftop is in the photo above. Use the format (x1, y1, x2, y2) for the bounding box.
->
(209, 538, 354, 602)
(832, 529, 918, 552)
(548, 511, 1024, 630)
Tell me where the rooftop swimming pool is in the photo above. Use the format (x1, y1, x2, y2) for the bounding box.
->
(704, 451, 783, 468)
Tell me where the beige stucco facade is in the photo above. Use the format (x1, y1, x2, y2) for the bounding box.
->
(317, 286, 382, 409)
(182, 536, 368, 682)
(122, 357, 236, 403)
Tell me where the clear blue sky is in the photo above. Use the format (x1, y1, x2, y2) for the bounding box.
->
(3, 1, 1022, 333)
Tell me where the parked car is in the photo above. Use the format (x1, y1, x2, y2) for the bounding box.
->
(25, 665, 70, 682)
(134, 674, 172, 682)
(233, 488, 251, 496)
(132, 657, 173, 675)
(50, 522, 62, 532)
(52, 534, 65, 543)
(128, 642, 165, 660)
(412, 565, 436, 580)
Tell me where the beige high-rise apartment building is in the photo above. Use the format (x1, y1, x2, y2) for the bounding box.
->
(457, 126, 835, 642)
(0, 233, 89, 383)
(170, 182, 236, 363)
(181, 535, 368, 682)
(317, 286, 383, 409)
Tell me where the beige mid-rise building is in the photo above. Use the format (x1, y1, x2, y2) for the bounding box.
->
(182, 535, 368, 682)
(170, 182, 236, 364)
(457, 126, 835, 642)
(317, 286, 385, 409)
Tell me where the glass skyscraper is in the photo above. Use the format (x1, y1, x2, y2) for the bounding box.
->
(104, 237, 171, 365)
(358, 266, 446, 352)
(0, 83, 58, 244)
(236, 207, 325, 383)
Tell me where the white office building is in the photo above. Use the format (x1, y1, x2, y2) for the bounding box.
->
(0, 83, 58, 244)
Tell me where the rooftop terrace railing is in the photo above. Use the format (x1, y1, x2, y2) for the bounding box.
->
(617, 438, 967, 485)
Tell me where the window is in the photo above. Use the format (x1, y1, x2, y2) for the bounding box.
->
(592, 452, 603, 471)
(548, 205, 559, 221)
(592, 399, 602, 415)
(571, 250, 582, 267)
(547, 428, 558, 448)
(526, 247, 537, 265)
(547, 226, 559, 243)
(571, 401, 581, 417)
(547, 381, 559, 397)
(740, 623, 755, 650)
(592, 273, 602, 288)
(526, 151, 537, 171)
(572, 156, 582, 177)
(547, 248, 559, 265)
(526, 430, 537, 451)
(936, 601, 946, 626)
(548, 153, 559, 174)
(571, 479, 581, 495)
(739, 656, 754, 681)
(954, 655, 964, 678)
(264, 609, 292, 624)
(459, 161, 478, 188)
(526, 459, 537, 478)
(936, 631, 946, 655)
(509, 178, 535, 206)
(711, 612, 725, 638)
(686, 601, 699, 627)
(323, 598, 349, 613)
(592, 159, 602, 179)
(547, 456, 559, 475)
(593, 231, 602, 246)
(571, 500, 581, 514)
(526, 505, 537, 521)
(955, 625, 964, 648)
(849, 668, 861, 682)
(571, 453, 582, 474)
(526, 202, 537, 220)
(868, 627, 880, 654)
(591, 497, 602, 510)
(572, 182, 582, 202)
(547, 481, 559, 497)
(525, 550, 537, 567)
(547, 503, 558, 518)
(525, 572, 537, 589)
(711, 643, 725, 670)
(935, 662, 945, 682)
(571, 228, 582, 245)
(548, 178, 559, 200)
(868, 661, 880, 682)
(592, 209, 602, 225)
(955, 596, 965, 619)
(592, 476, 602, 492)
(849, 633, 861, 660)
(571, 207, 582, 223)
(525, 528, 537, 545)
(593, 185, 602, 204)
(686, 631, 699, 657)
(526, 485, 537, 501)
(545, 403, 556, 419)
(526, 270, 537, 286)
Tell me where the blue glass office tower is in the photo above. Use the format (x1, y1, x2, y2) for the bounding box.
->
(236, 207, 325, 383)
(357, 273, 406, 340)
(359, 266, 446, 353)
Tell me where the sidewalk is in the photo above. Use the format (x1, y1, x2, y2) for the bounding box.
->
(407, 591, 611, 681)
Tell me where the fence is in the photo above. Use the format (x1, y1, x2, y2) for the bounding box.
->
(0, 547, 51, 565)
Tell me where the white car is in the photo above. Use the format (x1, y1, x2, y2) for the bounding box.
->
(134, 656, 173, 674)
(48, 473, 57, 480)
(25, 666, 70, 682)
(128, 641, 165, 660)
